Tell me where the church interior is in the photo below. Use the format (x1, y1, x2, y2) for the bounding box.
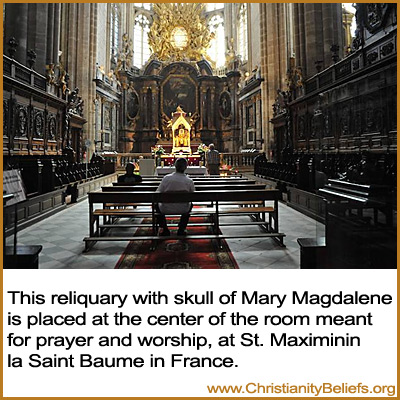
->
(3, 3, 397, 269)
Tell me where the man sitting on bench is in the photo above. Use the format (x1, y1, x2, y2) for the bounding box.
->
(156, 158, 195, 236)
(118, 162, 143, 184)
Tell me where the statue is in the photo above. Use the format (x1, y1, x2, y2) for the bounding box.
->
(68, 88, 84, 117)
(161, 112, 173, 139)
(174, 125, 190, 147)
(169, 106, 192, 153)
(189, 112, 199, 138)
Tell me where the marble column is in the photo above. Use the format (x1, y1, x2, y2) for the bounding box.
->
(293, 4, 307, 76)
(321, 3, 334, 68)
(46, 4, 61, 66)
(60, 4, 98, 152)
(294, 3, 344, 77)
(304, 4, 323, 76)
(4, 3, 62, 73)
(46, 4, 55, 65)
(142, 88, 148, 128)
(151, 85, 159, 130)
(53, 5, 61, 65)
(210, 87, 216, 129)
(26, 4, 48, 73)
(259, 3, 290, 156)
(227, 71, 241, 152)
(200, 88, 207, 130)
(5, 4, 28, 64)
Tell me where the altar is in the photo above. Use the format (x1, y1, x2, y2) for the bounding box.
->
(153, 106, 206, 167)
(160, 154, 201, 166)
(156, 166, 207, 176)
(117, 3, 239, 155)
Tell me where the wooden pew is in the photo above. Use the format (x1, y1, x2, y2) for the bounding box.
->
(112, 179, 257, 187)
(84, 190, 284, 251)
(103, 182, 264, 213)
(120, 176, 246, 182)
(102, 184, 265, 192)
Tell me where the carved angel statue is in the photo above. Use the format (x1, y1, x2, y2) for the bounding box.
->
(58, 65, 69, 95)
(69, 87, 79, 104)
(161, 112, 172, 129)
(189, 112, 200, 138)
(161, 112, 172, 140)
(46, 63, 56, 85)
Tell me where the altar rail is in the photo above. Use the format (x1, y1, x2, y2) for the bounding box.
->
(101, 153, 153, 169)
(101, 153, 258, 170)
(221, 153, 258, 168)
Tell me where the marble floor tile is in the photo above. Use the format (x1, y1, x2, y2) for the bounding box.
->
(9, 188, 323, 269)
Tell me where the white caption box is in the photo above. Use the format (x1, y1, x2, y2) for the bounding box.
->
(3, 269, 397, 397)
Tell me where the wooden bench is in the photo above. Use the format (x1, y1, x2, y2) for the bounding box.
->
(102, 182, 265, 220)
(103, 184, 266, 212)
(103, 183, 265, 192)
(112, 179, 257, 187)
(131, 174, 244, 180)
(84, 190, 285, 251)
(107, 179, 261, 209)
(120, 176, 246, 182)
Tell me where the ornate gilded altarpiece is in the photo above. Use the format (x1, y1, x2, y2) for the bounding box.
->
(117, 3, 240, 153)
(161, 73, 197, 118)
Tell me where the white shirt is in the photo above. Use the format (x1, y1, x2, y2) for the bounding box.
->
(156, 172, 195, 214)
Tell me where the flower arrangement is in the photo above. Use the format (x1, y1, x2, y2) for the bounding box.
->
(220, 164, 233, 171)
(151, 145, 165, 156)
(197, 143, 209, 153)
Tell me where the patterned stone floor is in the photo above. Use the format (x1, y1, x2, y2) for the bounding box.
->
(7, 195, 324, 269)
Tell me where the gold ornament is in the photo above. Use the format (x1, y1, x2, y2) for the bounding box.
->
(171, 27, 189, 50)
(148, 3, 213, 63)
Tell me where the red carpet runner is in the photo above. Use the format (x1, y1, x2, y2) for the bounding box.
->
(115, 217, 239, 269)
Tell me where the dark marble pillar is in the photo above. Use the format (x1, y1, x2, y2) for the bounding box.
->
(47, 4, 55, 65)
(206, 88, 212, 129)
(151, 86, 158, 130)
(227, 71, 241, 152)
(53, 4, 61, 65)
(304, 3, 323, 77)
(27, 4, 48, 73)
(142, 88, 148, 128)
(210, 88, 216, 129)
(293, 4, 306, 75)
(200, 88, 207, 129)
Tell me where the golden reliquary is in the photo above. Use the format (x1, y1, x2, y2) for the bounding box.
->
(171, 106, 191, 154)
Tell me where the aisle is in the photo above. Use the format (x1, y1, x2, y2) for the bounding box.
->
(9, 198, 322, 269)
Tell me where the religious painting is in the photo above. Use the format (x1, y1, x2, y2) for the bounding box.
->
(161, 75, 197, 117)
(127, 91, 139, 120)
(219, 91, 232, 118)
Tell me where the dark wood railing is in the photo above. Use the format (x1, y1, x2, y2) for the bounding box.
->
(101, 152, 258, 170)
